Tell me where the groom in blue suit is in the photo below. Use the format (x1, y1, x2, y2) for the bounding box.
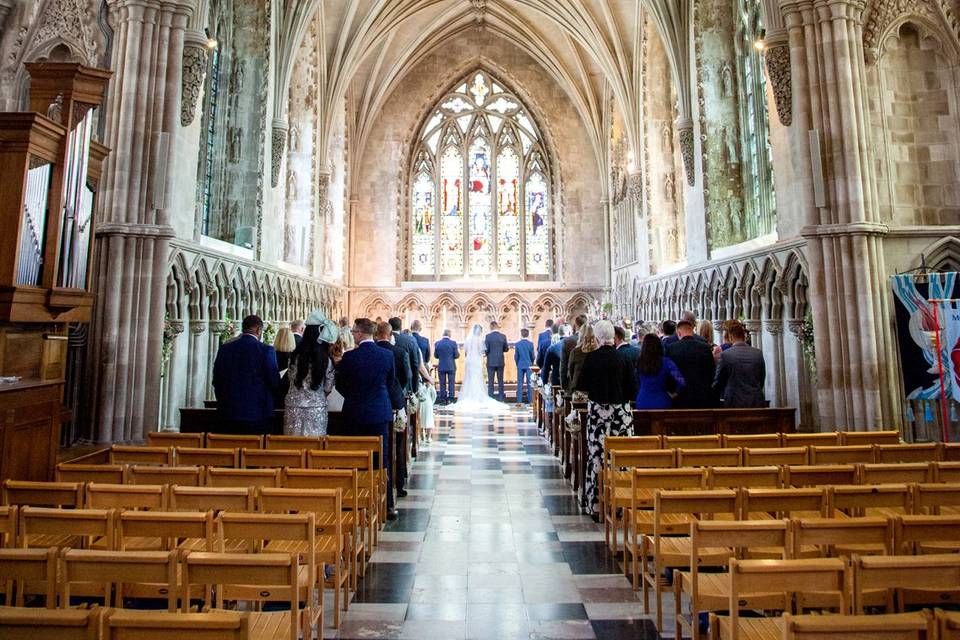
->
(484, 321, 509, 401)
(433, 329, 459, 404)
(514, 328, 535, 404)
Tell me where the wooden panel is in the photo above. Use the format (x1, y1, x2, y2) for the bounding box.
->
(0, 380, 61, 482)
(632, 407, 797, 437)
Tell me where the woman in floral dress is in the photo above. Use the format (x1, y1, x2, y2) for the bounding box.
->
(284, 313, 338, 437)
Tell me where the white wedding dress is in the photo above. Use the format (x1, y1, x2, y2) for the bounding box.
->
(453, 324, 511, 415)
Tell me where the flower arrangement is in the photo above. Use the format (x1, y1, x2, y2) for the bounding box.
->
(800, 310, 816, 366)
(161, 315, 176, 377)
(261, 322, 276, 344)
(220, 317, 239, 343)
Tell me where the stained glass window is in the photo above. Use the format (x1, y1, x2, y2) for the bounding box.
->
(408, 70, 554, 280)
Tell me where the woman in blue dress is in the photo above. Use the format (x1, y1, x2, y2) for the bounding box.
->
(634, 333, 685, 409)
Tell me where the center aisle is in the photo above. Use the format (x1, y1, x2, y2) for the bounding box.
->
(328, 406, 661, 640)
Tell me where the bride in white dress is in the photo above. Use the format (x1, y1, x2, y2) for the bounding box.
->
(453, 324, 511, 414)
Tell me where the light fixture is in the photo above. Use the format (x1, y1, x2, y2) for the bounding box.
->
(754, 39, 766, 51)
(205, 28, 219, 50)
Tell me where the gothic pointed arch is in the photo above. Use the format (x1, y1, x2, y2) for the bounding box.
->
(429, 293, 465, 328)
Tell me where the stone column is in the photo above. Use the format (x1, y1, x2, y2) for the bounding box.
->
(763, 319, 786, 406)
(162, 320, 185, 430)
(207, 321, 225, 401)
(187, 320, 207, 406)
(780, 0, 898, 431)
(91, 0, 195, 443)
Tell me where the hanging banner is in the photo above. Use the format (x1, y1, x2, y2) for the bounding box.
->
(891, 273, 960, 408)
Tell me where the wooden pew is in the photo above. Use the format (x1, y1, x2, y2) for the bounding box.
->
(631, 407, 796, 437)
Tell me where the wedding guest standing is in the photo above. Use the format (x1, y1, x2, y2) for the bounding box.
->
(484, 321, 509, 401)
(713, 320, 766, 408)
(434, 330, 459, 404)
(376, 321, 411, 498)
(273, 327, 296, 405)
(335, 318, 404, 518)
(635, 334, 685, 409)
(290, 320, 305, 347)
(514, 328, 535, 404)
(666, 319, 717, 408)
(575, 321, 638, 519)
(338, 317, 355, 350)
(536, 319, 555, 369)
(561, 314, 586, 393)
(411, 320, 430, 365)
(213, 315, 280, 435)
(568, 324, 598, 392)
(614, 326, 640, 370)
(284, 312, 338, 437)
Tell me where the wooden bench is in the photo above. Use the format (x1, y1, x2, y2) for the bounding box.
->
(631, 407, 796, 437)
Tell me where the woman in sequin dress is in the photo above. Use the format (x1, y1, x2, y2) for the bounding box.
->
(284, 314, 338, 437)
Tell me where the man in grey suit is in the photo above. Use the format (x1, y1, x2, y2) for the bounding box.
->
(484, 321, 509, 401)
(713, 320, 766, 408)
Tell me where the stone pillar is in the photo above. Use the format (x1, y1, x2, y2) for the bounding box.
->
(780, 0, 898, 431)
(187, 320, 207, 406)
(207, 321, 225, 401)
(90, 0, 195, 442)
(763, 319, 786, 406)
(162, 320, 185, 430)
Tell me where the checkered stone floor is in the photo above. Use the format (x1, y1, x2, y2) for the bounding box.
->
(326, 405, 663, 640)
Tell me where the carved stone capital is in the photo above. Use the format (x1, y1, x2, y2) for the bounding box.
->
(181, 31, 209, 127)
(743, 319, 762, 334)
(168, 320, 185, 336)
(189, 320, 207, 335)
(676, 117, 696, 186)
(270, 119, 288, 188)
(787, 318, 805, 338)
(763, 319, 784, 335)
(627, 171, 643, 204)
(764, 37, 793, 126)
(209, 321, 227, 334)
(713, 319, 725, 332)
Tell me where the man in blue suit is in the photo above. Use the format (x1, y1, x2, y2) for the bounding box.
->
(335, 318, 404, 517)
(411, 320, 430, 365)
(484, 321, 509, 401)
(536, 319, 554, 370)
(514, 328, 535, 404)
(213, 315, 280, 435)
(433, 329, 459, 404)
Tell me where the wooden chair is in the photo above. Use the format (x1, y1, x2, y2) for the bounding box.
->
(258, 487, 347, 627)
(784, 464, 858, 487)
(19, 507, 115, 550)
(176, 447, 239, 468)
(895, 514, 960, 555)
(853, 553, 960, 613)
(216, 512, 322, 631)
(168, 486, 254, 513)
(3, 480, 83, 508)
(322, 438, 387, 527)
(127, 465, 202, 487)
(782, 611, 933, 640)
(206, 433, 262, 450)
(604, 435, 662, 451)
(181, 552, 305, 639)
(707, 466, 781, 489)
(146, 431, 204, 448)
(118, 510, 214, 552)
(674, 520, 790, 640)
(206, 468, 281, 489)
(640, 489, 740, 630)
(265, 435, 322, 451)
(708, 557, 848, 640)
(722, 434, 782, 449)
(841, 430, 901, 446)
(664, 434, 721, 450)
(913, 483, 960, 515)
(56, 464, 126, 485)
(0, 547, 57, 607)
(860, 462, 933, 485)
(109, 446, 172, 466)
(102, 609, 250, 640)
(876, 443, 941, 464)
(809, 445, 875, 465)
(622, 468, 705, 585)
(59, 548, 178, 608)
(307, 450, 379, 550)
(938, 609, 960, 639)
(743, 446, 808, 466)
(0, 506, 16, 548)
(934, 462, 960, 483)
(241, 448, 304, 470)
(85, 483, 166, 511)
(791, 517, 894, 565)
(282, 468, 365, 588)
(783, 432, 840, 447)
(943, 444, 960, 462)
(829, 483, 912, 518)
(603, 448, 677, 553)
(0, 606, 101, 640)
(677, 447, 741, 468)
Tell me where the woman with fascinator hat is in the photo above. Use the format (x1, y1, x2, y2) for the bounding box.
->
(284, 310, 339, 436)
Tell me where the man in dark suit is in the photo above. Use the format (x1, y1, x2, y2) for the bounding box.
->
(335, 318, 404, 517)
(434, 329, 459, 404)
(614, 325, 641, 370)
(290, 319, 304, 347)
(660, 320, 679, 349)
(713, 320, 766, 408)
(514, 328, 535, 404)
(484, 321, 509, 401)
(375, 322, 411, 499)
(535, 319, 555, 370)
(388, 317, 420, 395)
(666, 319, 717, 409)
(213, 315, 281, 435)
(561, 314, 586, 393)
(411, 320, 430, 366)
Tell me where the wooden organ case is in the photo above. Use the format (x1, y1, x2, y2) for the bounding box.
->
(0, 63, 111, 481)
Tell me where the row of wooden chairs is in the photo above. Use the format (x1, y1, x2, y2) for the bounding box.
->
(602, 431, 906, 449)
(0, 547, 319, 639)
(145, 431, 366, 451)
(107, 445, 373, 470)
(0, 607, 253, 640)
(0, 486, 353, 627)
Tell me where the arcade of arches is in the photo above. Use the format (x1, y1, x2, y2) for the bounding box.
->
(2, 0, 960, 445)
